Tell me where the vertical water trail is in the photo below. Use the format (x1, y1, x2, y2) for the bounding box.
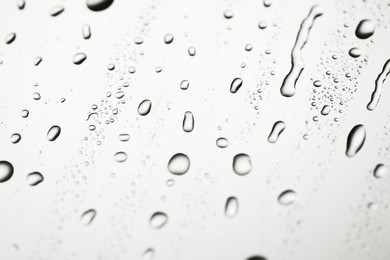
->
(367, 59, 390, 111)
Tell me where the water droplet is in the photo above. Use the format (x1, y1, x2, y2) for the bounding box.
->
(233, 153, 252, 176)
(367, 59, 390, 111)
(263, 0, 272, 7)
(142, 248, 155, 260)
(10, 133, 21, 144)
(373, 164, 387, 179)
(73, 52, 87, 65)
(280, 5, 324, 97)
(223, 10, 233, 19)
(118, 134, 130, 142)
(138, 99, 152, 116)
(180, 80, 189, 90)
(21, 109, 29, 118)
(230, 77, 243, 93)
(216, 137, 229, 148)
(168, 153, 190, 175)
(258, 21, 267, 29)
(150, 212, 168, 228)
(321, 105, 330, 116)
(128, 66, 136, 74)
(188, 47, 196, 56)
(26, 172, 44, 186)
(32, 92, 41, 100)
(34, 57, 42, 66)
(86, 0, 114, 11)
(50, 5, 64, 16)
(134, 37, 144, 45)
(182, 111, 194, 132)
(107, 63, 115, 71)
(247, 256, 267, 260)
(267, 121, 286, 143)
(348, 47, 361, 58)
(47, 125, 61, 141)
(5, 32, 16, 44)
(245, 44, 253, 51)
(82, 24, 91, 39)
(0, 161, 14, 183)
(164, 33, 174, 44)
(81, 209, 97, 225)
(225, 196, 239, 218)
(17, 0, 25, 10)
(355, 19, 375, 39)
(114, 151, 127, 163)
(313, 80, 322, 87)
(346, 124, 366, 158)
(278, 190, 296, 205)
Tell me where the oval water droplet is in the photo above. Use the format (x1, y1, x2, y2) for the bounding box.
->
(21, 109, 29, 118)
(182, 111, 194, 132)
(223, 10, 233, 19)
(313, 80, 322, 87)
(321, 105, 330, 116)
(138, 99, 152, 116)
(5, 32, 16, 44)
(0, 161, 14, 183)
(10, 133, 21, 144)
(180, 80, 189, 90)
(225, 196, 239, 218)
(168, 153, 190, 175)
(82, 24, 91, 39)
(114, 151, 127, 163)
(230, 77, 243, 93)
(26, 172, 44, 186)
(17, 0, 25, 10)
(346, 124, 366, 158)
(373, 164, 387, 179)
(258, 21, 267, 29)
(47, 125, 61, 141)
(50, 5, 64, 16)
(86, 0, 114, 11)
(278, 190, 296, 205)
(348, 47, 361, 58)
(150, 212, 168, 228)
(81, 209, 97, 225)
(73, 52, 87, 65)
(118, 134, 130, 142)
(267, 121, 286, 143)
(164, 33, 174, 44)
(216, 137, 229, 148)
(233, 153, 251, 176)
(355, 19, 375, 39)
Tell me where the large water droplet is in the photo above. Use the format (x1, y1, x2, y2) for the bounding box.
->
(216, 137, 229, 148)
(355, 19, 375, 39)
(150, 212, 168, 228)
(10, 133, 21, 144)
(267, 121, 286, 143)
(81, 209, 97, 225)
(225, 196, 239, 218)
(0, 161, 14, 183)
(168, 153, 190, 175)
(47, 125, 61, 141)
(5, 32, 16, 44)
(182, 111, 194, 132)
(346, 124, 366, 158)
(373, 164, 387, 179)
(114, 152, 127, 163)
(26, 172, 44, 186)
(73, 53, 87, 65)
(138, 99, 152, 116)
(86, 0, 114, 11)
(232, 153, 252, 176)
(230, 78, 243, 93)
(278, 190, 296, 205)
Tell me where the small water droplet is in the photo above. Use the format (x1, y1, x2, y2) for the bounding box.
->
(138, 99, 152, 116)
(230, 77, 243, 93)
(142, 248, 155, 260)
(348, 47, 361, 58)
(81, 209, 97, 225)
(26, 172, 44, 186)
(150, 212, 168, 228)
(245, 44, 253, 51)
(263, 0, 272, 7)
(21, 109, 29, 118)
(47, 125, 61, 141)
(313, 80, 322, 87)
(118, 134, 130, 142)
(247, 256, 267, 260)
(0, 161, 14, 183)
(73, 52, 87, 65)
(278, 190, 296, 205)
(5, 32, 16, 44)
(164, 33, 174, 44)
(223, 10, 233, 19)
(114, 151, 127, 163)
(182, 111, 194, 132)
(17, 0, 25, 10)
(346, 124, 366, 157)
(32, 92, 41, 100)
(50, 5, 64, 16)
(267, 121, 286, 143)
(321, 105, 330, 116)
(188, 47, 196, 56)
(258, 21, 267, 29)
(107, 63, 115, 71)
(168, 153, 190, 175)
(34, 57, 42, 66)
(86, 0, 114, 11)
(355, 19, 375, 39)
(216, 137, 229, 148)
(82, 24, 91, 39)
(373, 164, 387, 178)
(225, 196, 239, 218)
(180, 80, 189, 90)
(233, 153, 252, 176)
(10, 133, 21, 144)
